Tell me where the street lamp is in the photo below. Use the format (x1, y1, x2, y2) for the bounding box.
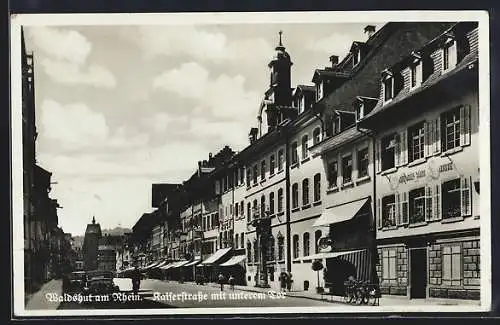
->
(251, 206, 271, 288)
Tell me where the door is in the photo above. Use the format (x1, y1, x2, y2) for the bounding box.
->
(410, 248, 427, 299)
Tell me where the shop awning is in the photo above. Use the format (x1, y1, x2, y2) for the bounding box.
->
(219, 254, 246, 267)
(184, 258, 202, 267)
(142, 261, 160, 270)
(301, 248, 366, 261)
(201, 247, 232, 265)
(170, 260, 190, 269)
(152, 260, 168, 269)
(160, 263, 174, 270)
(313, 198, 369, 227)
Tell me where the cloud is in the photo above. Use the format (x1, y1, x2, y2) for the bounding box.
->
(305, 32, 355, 57)
(39, 99, 149, 151)
(26, 26, 92, 65)
(40, 58, 117, 88)
(153, 62, 260, 121)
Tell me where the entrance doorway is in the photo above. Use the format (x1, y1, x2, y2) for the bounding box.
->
(410, 248, 428, 299)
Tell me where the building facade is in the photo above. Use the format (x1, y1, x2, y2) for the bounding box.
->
(82, 217, 102, 271)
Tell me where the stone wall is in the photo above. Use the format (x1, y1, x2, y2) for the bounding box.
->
(377, 245, 408, 296)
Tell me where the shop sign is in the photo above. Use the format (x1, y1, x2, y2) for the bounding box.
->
(388, 159, 455, 189)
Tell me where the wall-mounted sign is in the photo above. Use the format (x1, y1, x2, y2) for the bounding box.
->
(387, 158, 456, 190)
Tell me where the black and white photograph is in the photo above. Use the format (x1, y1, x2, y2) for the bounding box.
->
(10, 11, 491, 316)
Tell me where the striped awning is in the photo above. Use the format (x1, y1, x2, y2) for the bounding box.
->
(301, 248, 366, 261)
(314, 198, 369, 227)
(184, 258, 202, 267)
(201, 247, 232, 265)
(219, 254, 246, 267)
(170, 260, 190, 269)
(152, 260, 168, 269)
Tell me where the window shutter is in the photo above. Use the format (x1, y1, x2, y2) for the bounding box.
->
(401, 192, 409, 225)
(377, 198, 382, 229)
(395, 193, 401, 225)
(424, 122, 431, 157)
(460, 105, 471, 146)
(425, 185, 433, 221)
(401, 130, 408, 165)
(434, 116, 442, 154)
(376, 140, 382, 173)
(395, 135, 401, 167)
(461, 176, 472, 216)
(434, 183, 442, 220)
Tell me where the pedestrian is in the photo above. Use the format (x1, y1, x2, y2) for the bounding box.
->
(228, 274, 235, 291)
(218, 273, 225, 291)
(279, 272, 287, 292)
(131, 266, 141, 295)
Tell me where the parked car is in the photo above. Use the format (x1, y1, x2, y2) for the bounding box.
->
(83, 270, 120, 297)
(63, 271, 87, 294)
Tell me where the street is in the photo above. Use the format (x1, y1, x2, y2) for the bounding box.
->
(54, 278, 340, 309)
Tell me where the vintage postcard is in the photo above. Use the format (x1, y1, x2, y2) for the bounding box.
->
(10, 10, 491, 317)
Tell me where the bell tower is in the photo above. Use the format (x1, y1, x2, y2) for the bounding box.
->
(265, 31, 293, 132)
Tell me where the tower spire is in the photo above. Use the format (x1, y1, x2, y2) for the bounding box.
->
(92, 216, 96, 224)
(276, 30, 285, 51)
(279, 30, 283, 47)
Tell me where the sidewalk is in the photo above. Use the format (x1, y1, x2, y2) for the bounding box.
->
(25, 279, 63, 310)
(202, 282, 480, 306)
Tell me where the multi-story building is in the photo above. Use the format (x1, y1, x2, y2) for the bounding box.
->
(83, 217, 102, 271)
(359, 22, 480, 300)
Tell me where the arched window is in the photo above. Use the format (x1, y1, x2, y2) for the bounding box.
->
(247, 241, 252, 263)
(278, 188, 284, 212)
(302, 135, 309, 159)
(293, 235, 300, 259)
(270, 155, 275, 175)
(241, 233, 244, 248)
(313, 127, 321, 145)
(261, 160, 266, 180)
(292, 183, 299, 209)
(253, 200, 258, 220)
(315, 230, 322, 254)
(278, 149, 284, 171)
(234, 202, 238, 217)
(254, 239, 260, 262)
(268, 235, 275, 261)
(247, 202, 251, 222)
(235, 233, 239, 249)
(314, 173, 321, 202)
(269, 192, 275, 214)
(261, 195, 266, 217)
(278, 235, 284, 260)
(291, 142, 298, 164)
(302, 178, 310, 206)
(303, 232, 310, 256)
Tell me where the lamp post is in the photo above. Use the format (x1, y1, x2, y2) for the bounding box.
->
(252, 207, 271, 288)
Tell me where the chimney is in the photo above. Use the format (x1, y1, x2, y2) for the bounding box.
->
(329, 55, 339, 67)
(364, 25, 376, 39)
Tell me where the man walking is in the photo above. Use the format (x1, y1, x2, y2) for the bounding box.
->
(228, 274, 235, 291)
(218, 273, 225, 291)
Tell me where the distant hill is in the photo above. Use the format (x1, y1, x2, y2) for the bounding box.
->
(101, 227, 132, 237)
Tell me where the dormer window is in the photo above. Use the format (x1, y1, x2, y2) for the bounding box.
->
(333, 115, 341, 134)
(353, 49, 361, 67)
(409, 55, 423, 90)
(383, 72, 394, 103)
(356, 104, 364, 121)
(316, 81, 323, 101)
(442, 36, 457, 72)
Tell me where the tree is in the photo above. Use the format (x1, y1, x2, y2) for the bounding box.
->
(312, 259, 324, 292)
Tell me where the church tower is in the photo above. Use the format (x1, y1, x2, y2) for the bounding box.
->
(265, 31, 294, 132)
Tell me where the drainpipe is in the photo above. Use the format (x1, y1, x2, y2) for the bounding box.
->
(356, 123, 378, 282)
(284, 127, 292, 273)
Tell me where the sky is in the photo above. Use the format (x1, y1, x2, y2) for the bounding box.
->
(24, 21, 384, 236)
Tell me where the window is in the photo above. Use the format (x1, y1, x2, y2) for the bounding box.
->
(442, 177, 471, 219)
(357, 147, 369, 178)
(234, 203, 238, 217)
(313, 127, 321, 145)
(382, 195, 396, 228)
(268, 236, 275, 261)
(247, 242, 252, 263)
(247, 203, 251, 222)
(408, 122, 425, 162)
(442, 107, 461, 151)
(246, 168, 251, 187)
(277, 236, 284, 260)
(316, 81, 323, 101)
(333, 115, 341, 134)
(382, 249, 397, 281)
(410, 61, 422, 89)
(270, 155, 275, 175)
(303, 232, 310, 256)
(442, 245, 462, 286)
(260, 195, 266, 217)
(278, 150, 284, 171)
(356, 104, 364, 121)
(302, 178, 310, 206)
(240, 201, 244, 216)
(353, 49, 360, 66)
(409, 187, 426, 224)
(291, 142, 298, 165)
(241, 233, 244, 248)
(277, 188, 284, 212)
(235, 233, 239, 249)
(314, 230, 322, 254)
(261, 160, 266, 180)
(342, 155, 353, 184)
(240, 168, 244, 184)
(269, 192, 275, 215)
(313, 173, 321, 202)
(292, 183, 299, 209)
(443, 39, 457, 72)
(252, 200, 258, 219)
(381, 133, 396, 170)
(293, 235, 300, 259)
(384, 76, 394, 102)
(253, 165, 258, 184)
(302, 135, 309, 160)
(254, 240, 259, 262)
(327, 160, 338, 188)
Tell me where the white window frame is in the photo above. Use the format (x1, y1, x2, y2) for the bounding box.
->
(410, 59, 423, 90)
(382, 72, 394, 103)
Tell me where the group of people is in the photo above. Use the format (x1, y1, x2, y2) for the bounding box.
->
(217, 273, 235, 291)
